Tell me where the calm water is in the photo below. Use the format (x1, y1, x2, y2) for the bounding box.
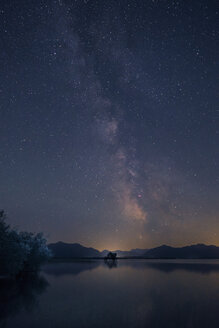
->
(1, 259, 219, 328)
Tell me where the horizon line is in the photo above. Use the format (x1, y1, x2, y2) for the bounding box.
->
(48, 241, 219, 252)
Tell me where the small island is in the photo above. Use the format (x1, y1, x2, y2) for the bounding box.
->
(104, 252, 117, 260)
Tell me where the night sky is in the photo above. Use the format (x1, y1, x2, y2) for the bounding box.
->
(0, 0, 218, 250)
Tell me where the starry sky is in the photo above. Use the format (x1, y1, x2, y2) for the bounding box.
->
(0, 0, 218, 250)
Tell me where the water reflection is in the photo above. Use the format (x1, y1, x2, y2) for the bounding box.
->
(104, 259, 117, 269)
(0, 273, 48, 327)
(43, 260, 100, 276)
(44, 259, 219, 277)
(42, 260, 219, 328)
(1, 260, 219, 328)
(119, 259, 219, 274)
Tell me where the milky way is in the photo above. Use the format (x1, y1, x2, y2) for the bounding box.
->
(0, 0, 218, 250)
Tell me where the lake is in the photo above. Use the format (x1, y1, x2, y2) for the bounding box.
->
(1, 259, 219, 328)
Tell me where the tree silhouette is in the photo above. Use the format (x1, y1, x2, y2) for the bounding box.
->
(0, 210, 51, 276)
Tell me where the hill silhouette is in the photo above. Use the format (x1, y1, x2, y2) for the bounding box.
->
(144, 244, 219, 259)
(48, 242, 219, 259)
(48, 242, 100, 258)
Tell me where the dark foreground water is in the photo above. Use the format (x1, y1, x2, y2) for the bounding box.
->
(1, 260, 219, 328)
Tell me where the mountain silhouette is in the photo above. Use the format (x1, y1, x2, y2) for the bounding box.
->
(49, 243, 148, 258)
(144, 244, 219, 259)
(48, 242, 101, 258)
(48, 242, 219, 259)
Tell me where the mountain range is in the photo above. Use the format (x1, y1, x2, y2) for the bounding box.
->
(48, 242, 219, 259)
